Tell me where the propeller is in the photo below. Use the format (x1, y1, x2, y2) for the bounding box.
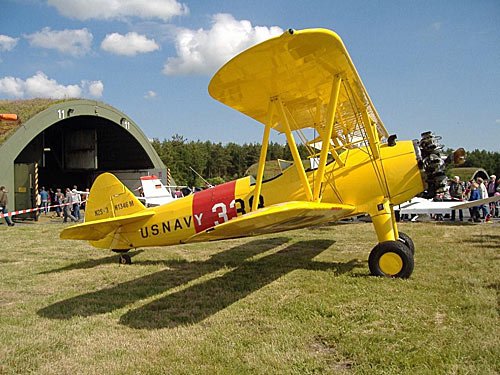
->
(418, 132, 466, 198)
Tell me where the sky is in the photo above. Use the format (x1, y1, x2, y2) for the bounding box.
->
(1, 0, 499, 152)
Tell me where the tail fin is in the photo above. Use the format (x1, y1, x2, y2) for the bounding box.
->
(85, 172, 145, 223)
(60, 173, 153, 248)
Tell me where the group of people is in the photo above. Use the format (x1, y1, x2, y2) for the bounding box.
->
(447, 174, 499, 222)
(35, 186, 89, 223)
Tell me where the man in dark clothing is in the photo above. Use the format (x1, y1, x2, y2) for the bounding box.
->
(0, 186, 15, 226)
(486, 175, 498, 217)
(449, 176, 464, 221)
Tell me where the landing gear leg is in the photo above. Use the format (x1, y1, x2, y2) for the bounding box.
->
(112, 250, 132, 265)
(369, 200, 415, 278)
(118, 253, 132, 265)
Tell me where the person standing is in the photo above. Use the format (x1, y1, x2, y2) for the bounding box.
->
(449, 176, 464, 221)
(54, 188, 64, 217)
(80, 188, 89, 213)
(71, 187, 81, 221)
(35, 189, 42, 220)
(477, 177, 490, 221)
(63, 188, 77, 223)
(486, 175, 498, 217)
(0, 186, 15, 226)
(40, 187, 49, 215)
(468, 182, 481, 222)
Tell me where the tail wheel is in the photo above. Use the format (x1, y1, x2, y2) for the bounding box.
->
(397, 231, 415, 255)
(118, 253, 132, 265)
(368, 241, 414, 278)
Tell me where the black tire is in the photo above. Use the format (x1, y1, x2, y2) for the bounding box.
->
(119, 253, 132, 265)
(368, 241, 414, 278)
(397, 231, 415, 255)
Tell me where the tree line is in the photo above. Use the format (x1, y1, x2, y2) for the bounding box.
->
(460, 149, 500, 178)
(151, 135, 311, 186)
(152, 135, 499, 186)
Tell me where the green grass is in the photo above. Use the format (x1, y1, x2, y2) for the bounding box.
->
(0, 99, 58, 144)
(0, 220, 498, 374)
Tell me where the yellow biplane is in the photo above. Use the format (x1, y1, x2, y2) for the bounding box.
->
(61, 28, 454, 278)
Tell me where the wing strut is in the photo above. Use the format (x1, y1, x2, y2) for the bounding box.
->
(362, 110, 381, 160)
(313, 75, 342, 201)
(252, 101, 275, 211)
(276, 97, 314, 201)
(253, 75, 344, 205)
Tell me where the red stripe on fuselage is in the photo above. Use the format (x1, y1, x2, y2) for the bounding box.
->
(192, 180, 237, 233)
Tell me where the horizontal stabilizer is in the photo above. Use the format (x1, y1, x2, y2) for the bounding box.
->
(184, 201, 355, 243)
(60, 210, 154, 241)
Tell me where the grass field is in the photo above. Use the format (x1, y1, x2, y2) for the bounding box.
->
(0, 219, 498, 374)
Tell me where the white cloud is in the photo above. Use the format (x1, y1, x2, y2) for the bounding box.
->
(163, 13, 282, 76)
(495, 119, 500, 124)
(0, 35, 19, 51)
(24, 27, 93, 56)
(83, 80, 104, 97)
(47, 0, 188, 21)
(144, 90, 157, 99)
(0, 76, 25, 97)
(101, 32, 159, 56)
(0, 72, 103, 99)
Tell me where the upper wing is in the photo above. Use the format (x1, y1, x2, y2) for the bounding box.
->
(209, 28, 388, 147)
(184, 201, 355, 243)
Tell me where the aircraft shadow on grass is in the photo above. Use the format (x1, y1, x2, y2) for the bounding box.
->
(38, 250, 145, 274)
(38, 237, 363, 329)
(462, 234, 500, 249)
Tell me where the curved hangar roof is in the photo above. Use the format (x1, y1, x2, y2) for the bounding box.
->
(0, 98, 163, 169)
(0, 99, 165, 213)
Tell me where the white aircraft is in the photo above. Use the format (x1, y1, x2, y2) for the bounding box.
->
(137, 175, 176, 207)
(397, 195, 500, 218)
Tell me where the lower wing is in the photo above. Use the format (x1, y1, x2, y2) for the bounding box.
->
(184, 201, 355, 243)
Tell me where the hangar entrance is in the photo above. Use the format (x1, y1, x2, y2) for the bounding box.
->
(1, 99, 167, 217)
(13, 115, 156, 212)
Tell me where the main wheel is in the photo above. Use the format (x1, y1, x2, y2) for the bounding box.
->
(397, 231, 415, 255)
(118, 253, 132, 265)
(368, 241, 414, 278)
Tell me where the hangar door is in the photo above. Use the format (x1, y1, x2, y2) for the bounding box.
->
(64, 129, 97, 169)
(14, 163, 35, 217)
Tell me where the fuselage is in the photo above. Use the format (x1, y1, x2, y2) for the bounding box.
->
(91, 140, 424, 250)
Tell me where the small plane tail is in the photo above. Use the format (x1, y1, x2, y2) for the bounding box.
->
(84, 172, 145, 223)
(60, 173, 153, 247)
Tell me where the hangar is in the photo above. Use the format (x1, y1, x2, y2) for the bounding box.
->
(0, 98, 167, 216)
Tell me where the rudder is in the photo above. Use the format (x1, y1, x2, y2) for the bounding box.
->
(84, 173, 145, 223)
